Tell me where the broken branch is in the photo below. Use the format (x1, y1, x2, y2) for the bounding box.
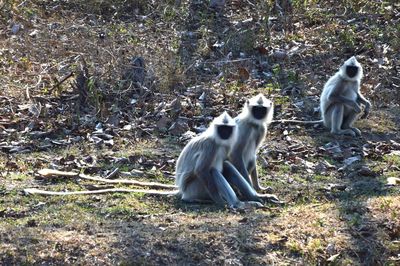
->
(37, 169, 178, 190)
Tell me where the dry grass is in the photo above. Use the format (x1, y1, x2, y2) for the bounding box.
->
(1, 0, 400, 265)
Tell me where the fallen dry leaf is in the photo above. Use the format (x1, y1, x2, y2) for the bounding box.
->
(387, 177, 400, 186)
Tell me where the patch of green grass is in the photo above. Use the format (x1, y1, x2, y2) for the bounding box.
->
(387, 241, 400, 254)
(101, 205, 137, 217)
(226, 80, 242, 93)
(275, 164, 291, 175)
(338, 26, 357, 49)
(306, 238, 324, 257)
(313, 174, 331, 182)
(273, 95, 290, 105)
(286, 239, 303, 255)
(303, 8, 332, 26)
(8, 172, 30, 181)
(225, 29, 257, 55)
(384, 154, 400, 167)
(291, 174, 308, 184)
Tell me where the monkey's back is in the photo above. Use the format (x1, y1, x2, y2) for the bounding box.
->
(175, 135, 218, 188)
(321, 72, 340, 114)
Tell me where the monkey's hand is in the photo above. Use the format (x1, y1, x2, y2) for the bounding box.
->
(352, 102, 362, 113)
(360, 101, 371, 119)
(258, 193, 284, 205)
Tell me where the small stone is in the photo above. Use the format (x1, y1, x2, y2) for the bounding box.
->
(11, 24, 22, 34)
(168, 120, 189, 136)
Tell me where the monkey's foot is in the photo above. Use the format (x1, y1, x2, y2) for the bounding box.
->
(331, 129, 356, 137)
(235, 201, 263, 209)
(258, 193, 284, 205)
(350, 127, 361, 136)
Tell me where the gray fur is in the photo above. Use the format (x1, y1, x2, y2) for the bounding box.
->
(320, 56, 371, 136)
(175, 111, 264, 208)
(229, 94, 274, 192)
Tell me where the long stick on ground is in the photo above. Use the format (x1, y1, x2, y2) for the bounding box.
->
(24, 188, 179, 196)
(38, 169, 178, 189)
(271, 119, 323, 124)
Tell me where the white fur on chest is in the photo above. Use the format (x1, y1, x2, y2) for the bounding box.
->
(213, 147, 228, 172)
(242, 130, 258, 165)
(342, 82, 359, 101)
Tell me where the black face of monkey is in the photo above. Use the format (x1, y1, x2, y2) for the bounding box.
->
(346, 65, 358, 78)
(251, 106, 268, 120)
(217, 125, 233, 140)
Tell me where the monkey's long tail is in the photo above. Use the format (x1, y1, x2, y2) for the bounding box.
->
(24, 188, 180, 196)
(272, 119, 323, 124)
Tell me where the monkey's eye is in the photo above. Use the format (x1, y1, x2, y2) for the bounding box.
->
(346, 65, 358, 78)
(251, 106, 267, 119)
(217, 125, 233, 140)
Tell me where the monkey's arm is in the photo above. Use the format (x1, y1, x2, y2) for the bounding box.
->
(209, 168, 243, 208)
(230, 157, 251, 184)
(248, 160, 267, 192)
(193, 148, 240, 207)
(327, 94, 361, 112)
(357, 93, 371, 119)
(223, 161, 281, 204)
(327, 83, 361, 112)
(223, 161, 260, 202)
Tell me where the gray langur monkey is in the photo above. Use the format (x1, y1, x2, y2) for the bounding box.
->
(320, 56, 371, 136)
(229, 94, 275, 192)
(176, 111, 278, 208)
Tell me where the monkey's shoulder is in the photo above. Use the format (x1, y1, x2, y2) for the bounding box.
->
(324, 73, 359, 96)
(236, 117, 267, 131)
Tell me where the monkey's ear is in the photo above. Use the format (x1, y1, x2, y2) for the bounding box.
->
(266, 103, 274, 124)
(348, 56, 358, 64)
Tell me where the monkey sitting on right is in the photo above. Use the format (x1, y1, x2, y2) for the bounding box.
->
(320, 56, 371, 136)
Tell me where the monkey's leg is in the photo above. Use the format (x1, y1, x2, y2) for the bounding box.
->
(329, 104, 356, 136)
(208, 169, 262, 208)
(223, 161, 260, 201)
(222, 161, 276, 206)
(181, 178, 213, 203)
(207, 168, 243, 208)
(342, 109, 361, 136)
(230, 158, 252, 185)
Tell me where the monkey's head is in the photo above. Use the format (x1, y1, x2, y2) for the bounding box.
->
(340, 56, 363, 81)
(209, 111, 238, 145)
(243, 94, 274, 125)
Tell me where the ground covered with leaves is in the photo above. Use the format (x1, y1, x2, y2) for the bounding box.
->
(1, 0, 400, 264)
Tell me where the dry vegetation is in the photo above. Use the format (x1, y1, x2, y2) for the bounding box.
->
(0, 0, 399, 265)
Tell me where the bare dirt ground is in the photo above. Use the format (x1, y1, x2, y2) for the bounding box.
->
(1, 0, 399, 265)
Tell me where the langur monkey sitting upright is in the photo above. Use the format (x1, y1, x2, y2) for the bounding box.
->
(176, 111, 278, 208)
(229, 94, 274, 192)
(320, 56, 371, 136)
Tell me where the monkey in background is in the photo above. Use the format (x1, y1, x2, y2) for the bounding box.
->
(229, 94, 274, 192)
(176, 111, 279, 208)
(320, 56, 371, 136)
